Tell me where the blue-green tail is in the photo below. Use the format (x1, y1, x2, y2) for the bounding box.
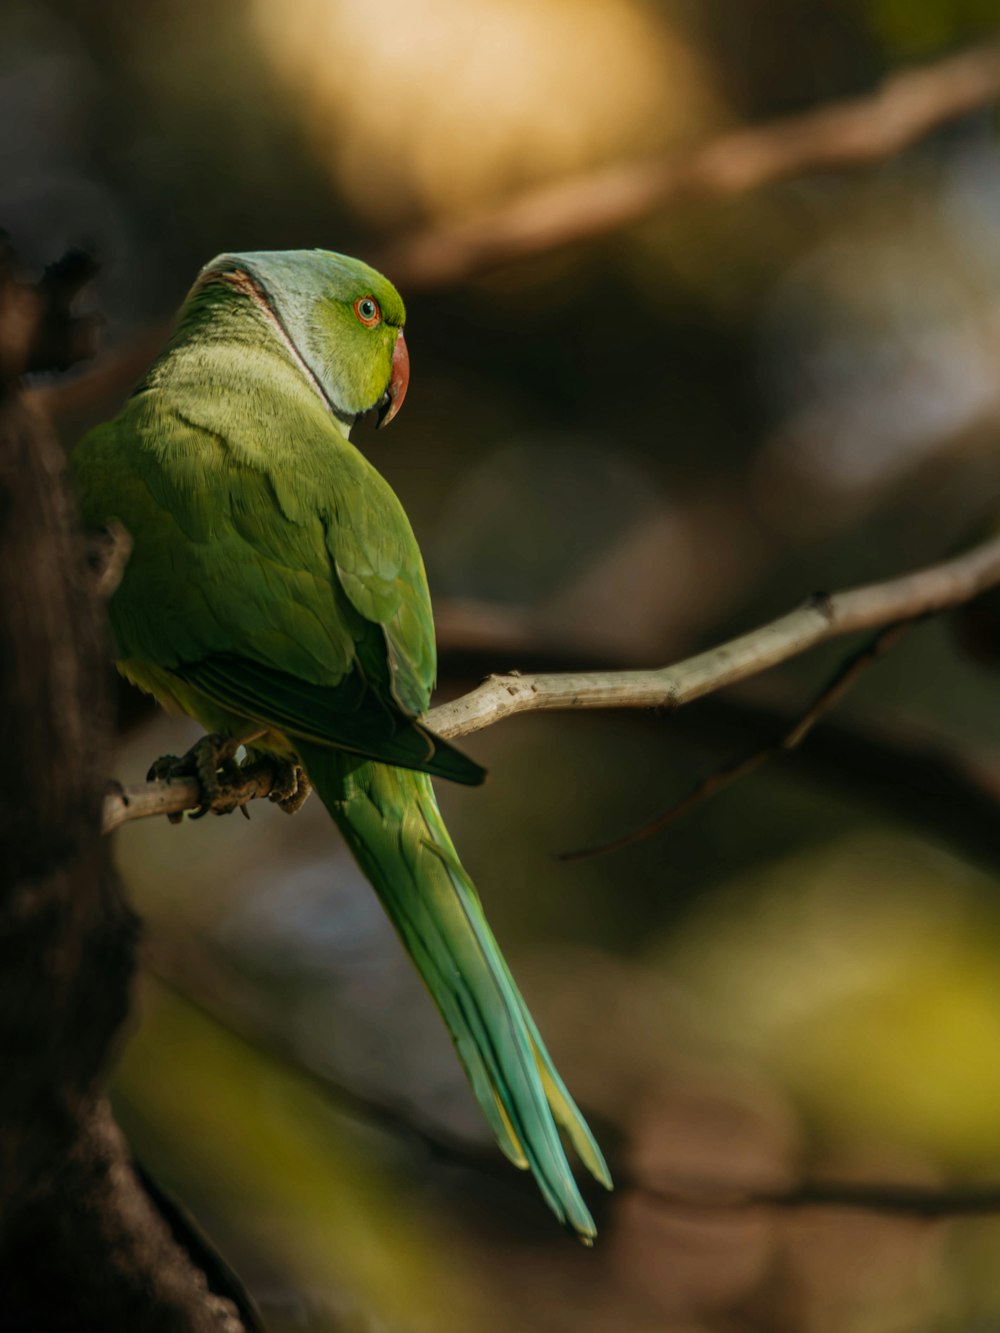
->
(298, 744, 612, 1241)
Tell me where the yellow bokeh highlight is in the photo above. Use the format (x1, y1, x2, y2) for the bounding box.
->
(665, 834, 1000, 1166)
(114, 979, 480, 1332)
(252, 0, 721, 220)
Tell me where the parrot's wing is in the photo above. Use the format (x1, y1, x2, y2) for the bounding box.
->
(176, 654, 483, 785)
(86, 403, 482, 784)
(324, 491, 436, 721)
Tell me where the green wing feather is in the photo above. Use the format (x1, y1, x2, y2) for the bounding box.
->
(175, 654, 481, 784)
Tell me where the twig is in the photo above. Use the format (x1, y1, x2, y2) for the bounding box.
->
(152, 947, 1000, 1222)
(101, 535, 1000, 832)
(764, 1180, 1000, 1217)
(380, 42, 1000, 288)
(102, 759, 280, 835)
(561, 620, 914, 860)
(633, 1178, 1000, 1218)
(426, 538, 1000, 738)
(34, 42, 1000, 430)
(433, 624, 1000, 873)
(146, 952, 502, 1176)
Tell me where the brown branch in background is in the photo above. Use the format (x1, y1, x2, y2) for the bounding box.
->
(562, 619, 914, 861)
(431, 618, 1000, 873)
(101, 537, 1000, 832)
(765, 1180, 1000, 1217)
(380, 42, 1000, 288)
(32, 42, 1000, 430)
(637, 1178, 1000, 1218)
(151, 944, 1000, 1223)
(680, 693, 1000, 874)
(146, 952, 502, 1177)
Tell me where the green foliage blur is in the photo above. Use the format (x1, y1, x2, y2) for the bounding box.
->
(10, 0, 1000, 1327)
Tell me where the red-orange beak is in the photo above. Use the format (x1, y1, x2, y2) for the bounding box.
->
(376, 328, 409, 429)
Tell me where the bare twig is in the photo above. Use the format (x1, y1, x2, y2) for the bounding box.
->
(153, 946, 1000, 1222)
(431, 607, 1000, 872)
(426, 538, 1000, 738)
(634, 1177, 1000, 1218)
(35, 42, 1000, 431)
(102, 759, 280, 835)
(146, 951, 501, 1175)
(102, 535, 1000, 832)
(380, 42, 1000, 288)
(561, 620, 914, 860)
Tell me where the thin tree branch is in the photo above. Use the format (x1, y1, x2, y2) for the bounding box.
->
(427, 539, 1000, 737)
(34, 43, 1000, 430)
(432, 626, 1000, 872)
(103, 760, 280, 835)
(634, 1177, 1000, 1218)
(102, 534, 1000, 832)
(380, 42, 1000, 289)
(561, 619, 915, 861)
(152, 946, 1000, 1223)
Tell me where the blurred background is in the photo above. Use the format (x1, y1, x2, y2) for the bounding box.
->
(9, 0, 1000, 1327)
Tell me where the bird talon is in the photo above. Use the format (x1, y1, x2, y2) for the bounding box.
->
(146, 733, 246, 819)
(146, 753, 182, 783)
(267, 760, 312, 815)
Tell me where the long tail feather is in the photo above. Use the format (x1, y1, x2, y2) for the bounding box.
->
(298, 743, 611, 1241)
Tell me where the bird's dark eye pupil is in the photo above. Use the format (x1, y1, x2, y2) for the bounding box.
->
(353, 295, 381, 325)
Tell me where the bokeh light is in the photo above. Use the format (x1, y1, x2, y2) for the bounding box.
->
(252, 0, 721, 221)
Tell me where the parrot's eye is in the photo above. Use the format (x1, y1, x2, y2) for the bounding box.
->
(354, 296, 381, 327)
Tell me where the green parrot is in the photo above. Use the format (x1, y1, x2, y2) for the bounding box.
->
(72, 249, 611, 1240)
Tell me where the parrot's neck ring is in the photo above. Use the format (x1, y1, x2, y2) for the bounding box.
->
(210, 267, 360, 432)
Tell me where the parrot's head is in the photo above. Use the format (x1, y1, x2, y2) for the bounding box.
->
(198, 249, 409, 432)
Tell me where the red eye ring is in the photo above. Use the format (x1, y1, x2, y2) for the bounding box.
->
(354, 296, 381, 327)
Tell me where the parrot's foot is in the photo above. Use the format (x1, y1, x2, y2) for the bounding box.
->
(147, 733, 246, 822)
(267, 760, 312, 815)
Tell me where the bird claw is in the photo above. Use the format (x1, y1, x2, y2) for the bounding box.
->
(146, 736, 309, 821)
(267, 760, 312, 815)
(146, 733, 246, 820)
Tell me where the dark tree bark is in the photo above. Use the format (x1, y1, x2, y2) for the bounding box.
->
(0, 242, 256, 1330)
